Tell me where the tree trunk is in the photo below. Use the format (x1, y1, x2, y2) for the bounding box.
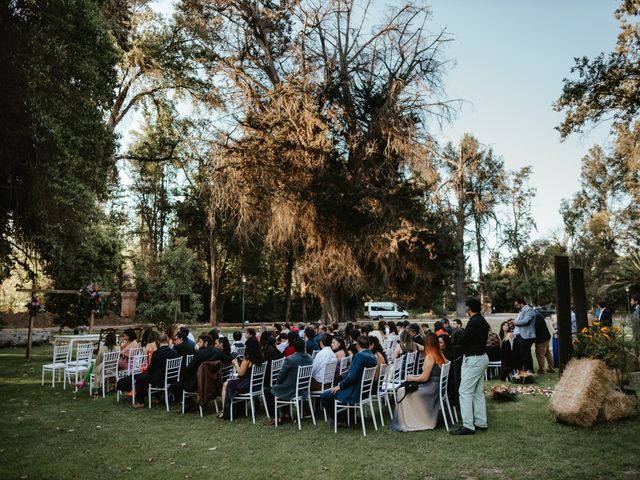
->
(208, 223, 219, 326)
(455, 184, 467, 318)
(474, 214, 485, 312)
(320, 289, 357, 324)
(26, 313, 34, 360)
(283, 247, 294, 324)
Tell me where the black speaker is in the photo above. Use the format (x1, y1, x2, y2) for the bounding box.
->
(179, 294, 191, 313)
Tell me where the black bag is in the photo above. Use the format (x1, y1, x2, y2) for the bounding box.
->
(396, 381, 420, 403)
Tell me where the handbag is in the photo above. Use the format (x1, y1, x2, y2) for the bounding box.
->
(396, 380, 420, 403)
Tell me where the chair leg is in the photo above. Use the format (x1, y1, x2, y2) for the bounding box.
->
(369, 401, 378, 431)
(360, 405, 367, 437)
(165, 388, 170, 412)
(334, 401, 338, 433)
(199, 405, 203, 418)
(296, 400, 302, 430)
(182, 391, 186, 414)
(275, 400, 279, 427)
(250, 398, 256, 424)
(308, 398, 316, 426)
(377, 396, 385, 427)
(148, 385, 152, 408)
(262, 393, 270, 419)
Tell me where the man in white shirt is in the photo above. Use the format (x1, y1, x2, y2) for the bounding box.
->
(311, 334, 336, 390)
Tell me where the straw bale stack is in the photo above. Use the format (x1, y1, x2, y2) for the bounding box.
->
(548, 358, 613, 427)
(598, 390, 637, 422)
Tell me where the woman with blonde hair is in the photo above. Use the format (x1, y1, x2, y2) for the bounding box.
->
(391, 333, 447, 431)
(392, 329, 418, 360)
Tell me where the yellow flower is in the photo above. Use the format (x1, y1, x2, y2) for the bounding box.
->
(593, 321, 600, 326)
(603, 334, 611, 341)
(613, 326, 621, 333)
(600, 326, 610, 333)
(581, 327, 589, 334)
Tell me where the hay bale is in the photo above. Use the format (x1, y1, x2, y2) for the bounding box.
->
(548, 358, 613, 427)
(598, 390, 637, 422)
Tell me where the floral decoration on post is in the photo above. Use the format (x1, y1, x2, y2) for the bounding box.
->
(26, 296, 45, 315)
(78, 284, 103, 314)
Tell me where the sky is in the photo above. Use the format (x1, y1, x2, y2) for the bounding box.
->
(425, 0, 620, 240)
(149, 0, 621, 241)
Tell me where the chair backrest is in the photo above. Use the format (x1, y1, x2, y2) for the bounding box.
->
(439, 361, 451, 399)
(403, 351, 417, 380)
(321, 359, 337, 388)
(295, 364, 314, 399)
(235, 345, 246, 359)
(76, 343, 94, 363)
(359, 366, 377, 401)
(248, 363, 266, 394)
(53, 344, 70, 364)
(376, 363, 391, 395)
(221, 363, 234, 382)
(416, 351, 425, 374)
(311, 350, 320, 360)
(186, 354, 194, 366)
(102, 350, 120, 378)
(270, 357, 285, 386)
(338, 355, 352, 376)
(130, 352, 146, 375)
(164, 357, 182, 385)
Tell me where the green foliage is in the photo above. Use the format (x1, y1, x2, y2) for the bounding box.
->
(135, 239, 203, 327)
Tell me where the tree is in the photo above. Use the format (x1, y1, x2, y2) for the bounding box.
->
(440, 134, 506, 316)
(0, 1, 122, 294)
(180, 0, 458, 322)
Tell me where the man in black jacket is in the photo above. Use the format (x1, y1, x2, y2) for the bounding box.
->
(450, 298, 490, 436)
(173, 331, 195, 367)
(534, 310, 555, 374)
(597, 301, 613, 328)
(133, 333, 179, 408)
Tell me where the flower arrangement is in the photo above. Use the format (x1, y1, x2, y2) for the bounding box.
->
(78, 284, 103, 314)
(488, 384, 518, 401)
(26, 297, 45, 315)
(511, 370, 535, 384)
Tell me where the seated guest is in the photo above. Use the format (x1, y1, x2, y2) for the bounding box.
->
(245, 328, 257, 342)
(304, 326, 321, 355)
(276, 332, 289, 353)
(368, 336, 387, 382)
(220, 336, 264, 419)
(79, 331, 119, 391)
(442, 318, 454, 336)
(369, 321, 385, 344)
(393, 330, 418, 360)
(320, 335, 377, 426)
(118, 328, 140, 371)
(331, 336, 351, 362)
(439, 335, 453, 361)
(264, 337, 313, 424)
(311, 334, 336, 390)
(208, 327, 221, 342)
(217, 337, 232, 358)
(284, 331, 298, 357)
(230, 331, 244, 355)
(391, 333, 446, 432)
(386, 321, 399, 343)
(408, 323, 424, 347)
(346, 327, 361, 356)
(485, 326, 501, 362)
(133, 333, 179, 408)
(261, 333, 284, 390)
(434, 321, 449, 337)
(173, 331, 196, 366)
(141, 330, 159, 366)
(178, 325, 196, 346)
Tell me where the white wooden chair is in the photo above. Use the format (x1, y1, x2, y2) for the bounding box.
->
(229, 363, 266, 424)
(235, 345, 246, 359)
(485, 360, 502, 380)
(370, 363, 392, 426)
(186, 354, 194, 366)
(338, 355, 352, 377)
(117, 351, 146, 403)
(41, 344, 70, 387)
(403, 351, 417, 380)
(261, 357, 286, 418)
(311, 350, 320, 360)
(89, 350, 120, 397)
(274, 364, 316, 430)
(334, 365, 378, 437)
(439, 361, 457, 431)
(148, 357, 182, 411)
(379, 359, 403, 405)
(310, 359, 337, 421)
(63, 343, 94, 390)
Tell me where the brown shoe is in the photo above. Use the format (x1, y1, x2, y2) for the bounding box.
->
(546, 368, 556, 373)
(537, 370, 545, 375)
(132, 402, 145, 409)
(263, 419, 276, 426)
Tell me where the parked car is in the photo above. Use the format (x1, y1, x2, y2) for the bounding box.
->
(364, 302, 410, 320)
(534, 305, 556, 318)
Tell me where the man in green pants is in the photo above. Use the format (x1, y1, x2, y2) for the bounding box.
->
(450, 298, 490, 436)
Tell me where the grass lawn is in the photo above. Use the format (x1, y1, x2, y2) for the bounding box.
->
(1, 346, 639, 480)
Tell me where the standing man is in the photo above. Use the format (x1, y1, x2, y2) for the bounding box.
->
(631, 295, 640, 354)
(450, 298, 489, 436)
(597, 301, 613, 328)
(513, 298, 536, 372)
(534, 310, 555, 374)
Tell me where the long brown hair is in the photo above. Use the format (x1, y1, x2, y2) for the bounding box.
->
(423, 333, 446, 367)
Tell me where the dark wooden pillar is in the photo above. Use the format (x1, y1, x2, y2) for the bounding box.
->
(555, 256, 572, 373)
(570, 268, 588, 332)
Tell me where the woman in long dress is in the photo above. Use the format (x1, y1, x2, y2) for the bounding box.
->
(391, 333, 446, 432)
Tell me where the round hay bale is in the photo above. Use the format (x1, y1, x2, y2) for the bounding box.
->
(548, 358, 613, 428)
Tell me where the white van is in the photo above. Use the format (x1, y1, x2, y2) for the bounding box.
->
(364, 302, 410, 320)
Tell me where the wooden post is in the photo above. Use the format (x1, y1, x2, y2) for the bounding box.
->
(570, 268, 588, 332)
(26, 313, 34, 360)
(555, 256, 572, 373)
(90, 310, 95, 333)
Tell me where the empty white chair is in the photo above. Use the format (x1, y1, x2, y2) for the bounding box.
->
(89, 350, 120, 397)
(64, 343, 94, 390)
(41, 344, 70, 387)
(439, 361, 457, 431)
(148, 357, 182, 411)
(334, 365, 378, 437)
(274, 364, 316, 430)
(485, 360, 502, 381)
(310, 359, 337, 421)
(229, 363, 267, 424)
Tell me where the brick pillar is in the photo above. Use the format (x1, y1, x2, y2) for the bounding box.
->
(120, 291, 138, 319)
